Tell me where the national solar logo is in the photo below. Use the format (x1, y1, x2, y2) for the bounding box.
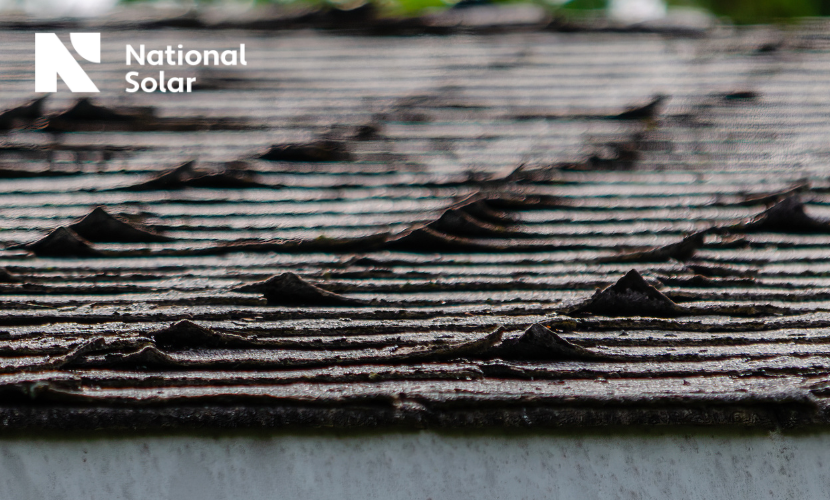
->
(35, 33, 101, 93)
(125, 43, 247, 93)
(34, 33, 247, 93)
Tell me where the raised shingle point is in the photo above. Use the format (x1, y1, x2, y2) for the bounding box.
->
(385, 195, 528, 251)
(494, 324, 605, 360)
(739, 195, 830, 233)
(183, 161, 271, 189)
(257, 140, 352, 162)
(69, 207, 172, 243)
(0, 95, 47, 130)
(124, 160, 195, 191)
(24, 227, 101, 258)
(601, 231, 706, 263)
(122, 160, 269, 191)
(612, 94, 668, 120)
(151, 320, 245, 350)
(235, 272, 369, 306)
(569, 269, 684, 317)
(401, 327, 505, 362)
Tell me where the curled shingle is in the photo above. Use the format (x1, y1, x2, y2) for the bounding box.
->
(0, 96, 47, 130)
(151, 320, 253, 350)
(122, 160, 270, 191)
(600, 232, 706, 263)
(235, 272, 370, 306)
(612, 94, 668, 120)
(69, 207, 172, 243)
(12, 337, 113, 373)
(21, 227, 102, 258)
(385, 195, 530, 252)
(397, 327, 505, 363)
(739, 182, 808, 206)
(257, 140, 352, 162)
(97, 344, 177, 369)
(490, 324, 605, 361)
(735, 195, 830, 233)
(121, 160, 196, 191)
(385, 226, 514, 252)
(569, 269, 684, 317)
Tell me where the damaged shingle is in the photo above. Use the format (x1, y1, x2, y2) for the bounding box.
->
(394, 327, 505, 363)
(489, 324, 606, 361)
(733, 183, 809, 207)
(424, 204, 519, 238)
(569, 269, 685, 317)
(0, 96, 47, 130)
(20, 227, 102, 258)
(121, 160, 270, 191)
(735, 195, 830, 233)
(384, 195, 534, 252)
(150, 320, 254, 350)
(234, 272, 371, 306)
(69, 207, 172, 243)
(611, 94, 668, 120)
(95, 344, 177, 369)
(257, 140, 352, 162)
(600, 232, 706, 263)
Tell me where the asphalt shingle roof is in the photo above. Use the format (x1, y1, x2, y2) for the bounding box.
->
(0, 10, 829, 429)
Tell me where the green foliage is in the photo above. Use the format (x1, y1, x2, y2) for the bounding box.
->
(668, 0, 830, 23)
(117, 0, 830, 23)
(380, 0, 455, 16)
(559, 0, 608, 11)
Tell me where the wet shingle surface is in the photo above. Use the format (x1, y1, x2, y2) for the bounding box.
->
(1, 14, 830, 429)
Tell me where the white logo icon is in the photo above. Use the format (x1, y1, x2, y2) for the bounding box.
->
(35, 33, 100, 92)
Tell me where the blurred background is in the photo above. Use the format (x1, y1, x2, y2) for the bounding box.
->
(3, 0, 830, 25)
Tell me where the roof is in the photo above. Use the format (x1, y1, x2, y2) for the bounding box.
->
(1, 9, 830, 430)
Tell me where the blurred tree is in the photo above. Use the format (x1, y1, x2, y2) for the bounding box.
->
(668, 0, 830, 23)
(115, 0, 830, 23)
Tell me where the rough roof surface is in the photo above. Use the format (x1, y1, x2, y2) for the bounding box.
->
(1, 10, 830, 430)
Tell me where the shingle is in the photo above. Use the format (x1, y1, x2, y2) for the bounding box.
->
(0, 13, 829, 429)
